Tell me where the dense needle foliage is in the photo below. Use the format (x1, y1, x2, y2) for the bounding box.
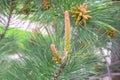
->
(0, 0, 120, 80)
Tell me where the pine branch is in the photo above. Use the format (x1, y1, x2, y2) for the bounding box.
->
(53, 59, 67, 80)
(0, 0, 14, 41)
(52, 11, 71, 80)
(53, 53, 70, 80)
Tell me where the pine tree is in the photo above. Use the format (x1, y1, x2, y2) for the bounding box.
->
(0, 0, 120, 80)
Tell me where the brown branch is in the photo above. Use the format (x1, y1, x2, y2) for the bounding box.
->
(52, 53, 70, 80)
(0, 0, 14, 41)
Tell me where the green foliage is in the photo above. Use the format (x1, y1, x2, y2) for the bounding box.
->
(0, 0, 120, 80)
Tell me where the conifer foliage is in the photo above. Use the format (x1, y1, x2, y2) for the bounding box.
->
(0, 0, 120, 80)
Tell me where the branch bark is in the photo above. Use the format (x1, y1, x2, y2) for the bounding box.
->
(52, 53, 70, 80)
(0, 0, 14, 41)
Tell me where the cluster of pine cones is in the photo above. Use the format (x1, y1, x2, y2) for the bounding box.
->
(70, 4, 92, 26)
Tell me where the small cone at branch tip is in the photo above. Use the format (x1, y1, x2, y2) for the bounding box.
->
(64, 11, 71, 56)
(106, 28, 116, 38)
(70, 4, 92, 26)
(42, 0, 50, 10)
(50, 44, 57, 54)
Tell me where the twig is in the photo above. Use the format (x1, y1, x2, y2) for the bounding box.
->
(53, 53, 70, 80)
(0, 0, 14, 41)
